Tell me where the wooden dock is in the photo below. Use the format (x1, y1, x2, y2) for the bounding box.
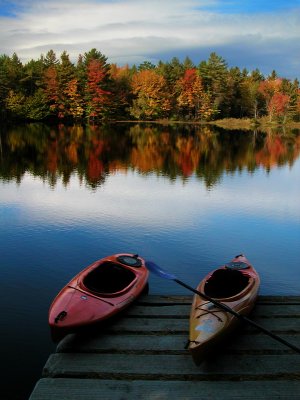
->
(30, 296, 300, 399)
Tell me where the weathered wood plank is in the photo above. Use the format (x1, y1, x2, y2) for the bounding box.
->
(138, 295, 300, 305)
(94, 316, 300, 334)
(137, 295, 192, 304)
(57, 333, 189, 353)
(43, 353, 300, 379)
(251, 304, 300, 317)
(125, 303, 300, 317)
(57, 333, 300, 354)
(125, 304, 191, 317)
(29, 378, 300, 400)
(257, 296, 300, 304)
(137, 293, 300, 304)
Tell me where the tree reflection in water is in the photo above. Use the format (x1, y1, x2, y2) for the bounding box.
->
(0, 123, 299, 189)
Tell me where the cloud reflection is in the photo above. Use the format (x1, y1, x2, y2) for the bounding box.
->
(1, 164, 299, 230)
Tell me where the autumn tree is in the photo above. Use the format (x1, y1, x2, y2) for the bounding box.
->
(109, 64, 132, 118)
(85, 59, 111, 120)
(130, 69, 171, 119)
(65, 78, 84, 119)
(240, 70, 264, 119)
(258, 78, 291, 122)
(156, 57, 186, 115)
(57, 51, 76, 118)
(5, 90, 26, 118)
(83, 49, 109, 70)
(177, 69, 215, 121)
(26, 88, 50, 120)
(268, 92, 290, 122)
(43, 65, 60, 116)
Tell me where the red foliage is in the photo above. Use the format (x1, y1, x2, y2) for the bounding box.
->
(44, 66, 60, 112)
(258, 78, 282, 99)
(86, 59, 110, 117)
(268, 92, 290, 116)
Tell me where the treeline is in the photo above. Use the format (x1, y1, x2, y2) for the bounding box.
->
(1, 48, 299, 123)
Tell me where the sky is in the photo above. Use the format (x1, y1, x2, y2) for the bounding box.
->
(0, 0, 299, 79)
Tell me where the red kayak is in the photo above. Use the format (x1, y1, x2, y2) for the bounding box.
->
(49, 253, 149, 340)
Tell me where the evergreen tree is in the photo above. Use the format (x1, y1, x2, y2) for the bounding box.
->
(198, 52, 228, 117)
(57, 51, 76, 118)
(138, 61, 156, 71)
(21, 58, 44, 96)
(43, 49, 59, 68)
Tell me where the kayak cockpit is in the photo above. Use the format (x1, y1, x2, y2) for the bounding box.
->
(82, 261, 137, 295)
(204, 268, 249, 299)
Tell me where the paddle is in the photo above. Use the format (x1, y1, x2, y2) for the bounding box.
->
(145, 261, 300, 354)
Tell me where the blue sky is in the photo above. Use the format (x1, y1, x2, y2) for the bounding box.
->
(202, 0, 300, 14)
(0, 0, 299, 79)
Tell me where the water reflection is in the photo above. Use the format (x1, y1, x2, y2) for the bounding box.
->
(1, 123, 299, 188)
(1, 122, 299, 400)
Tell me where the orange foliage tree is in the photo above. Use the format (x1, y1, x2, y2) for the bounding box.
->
(177, 69, 215, 121)
(43, 65, 60, 116)
(258, 78, 291, 121)
(130, 69, 171, 119)
(65, 78, 84, 119)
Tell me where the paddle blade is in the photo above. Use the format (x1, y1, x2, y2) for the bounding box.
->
(145, 261, 177, 280)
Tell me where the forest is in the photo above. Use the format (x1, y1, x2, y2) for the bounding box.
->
(0, 48, 299, 124)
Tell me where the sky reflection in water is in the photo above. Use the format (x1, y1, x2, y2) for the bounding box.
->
(1, 167, 300, 305)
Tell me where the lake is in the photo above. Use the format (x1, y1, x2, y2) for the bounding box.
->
(0, 122, 299, 399)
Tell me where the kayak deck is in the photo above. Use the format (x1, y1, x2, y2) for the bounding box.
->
(30, 295, 300, 399)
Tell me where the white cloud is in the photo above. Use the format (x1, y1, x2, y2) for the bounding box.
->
(0, 0, 299, 77)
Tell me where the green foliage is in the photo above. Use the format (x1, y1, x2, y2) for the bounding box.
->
(26, 89, 50, 120)
(138, 61, 156, 71)
(21, 58, 44, 96)
(43, 50, 59, 68)
(6, 90, 26, 118)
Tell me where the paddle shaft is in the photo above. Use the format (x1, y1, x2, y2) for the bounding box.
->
(175, 278, 300, 354)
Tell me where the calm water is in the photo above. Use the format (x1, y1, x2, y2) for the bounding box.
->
(0, 123, 300, 399)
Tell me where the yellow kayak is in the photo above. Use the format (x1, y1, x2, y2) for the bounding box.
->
(189, 254, 260, 364)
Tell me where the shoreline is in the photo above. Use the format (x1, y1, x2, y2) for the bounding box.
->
(3, 117, 300, 131)
(104, 117, 300, 131)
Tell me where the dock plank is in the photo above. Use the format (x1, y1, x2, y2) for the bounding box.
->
(30, 379, 300, 400)
(43, 353, 300, 380)
(126, 303, 300, 317)
(29, 296, 300, 400)
(57, 333, 300, 354)
(82, 316, 300, 334)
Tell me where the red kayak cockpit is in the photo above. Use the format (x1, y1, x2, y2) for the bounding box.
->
(81, 261, 138, 296)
